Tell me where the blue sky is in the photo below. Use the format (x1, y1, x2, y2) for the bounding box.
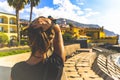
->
(0, 0, 120, 35)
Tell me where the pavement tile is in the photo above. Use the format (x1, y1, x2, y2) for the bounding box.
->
(67, 77, 83, 80)
(0, 53, 30, 67)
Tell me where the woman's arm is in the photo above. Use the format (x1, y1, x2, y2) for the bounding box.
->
(53, 24, 66, 62)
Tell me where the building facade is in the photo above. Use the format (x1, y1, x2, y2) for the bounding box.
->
(0, 12, 17, 40)
(61, 26, 119, 45)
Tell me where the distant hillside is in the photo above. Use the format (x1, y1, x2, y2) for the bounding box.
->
(56, 18, 117, 36)
(20, 18, 117, 36)
(104, 29, 117, 36)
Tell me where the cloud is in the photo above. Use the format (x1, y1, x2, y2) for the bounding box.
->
(1, 0, 119, 35)
(88, 0, 120, 34)
(76, 0, 85, 5)
(0, 0, 99, 24)
(83, 8, 99, 18)
(99, 11, 120, 34)
(0, 1, 30, 20)
(30, 0, 99, 24)
(84, 8, 92, 12)
(0, 1, 15, 14)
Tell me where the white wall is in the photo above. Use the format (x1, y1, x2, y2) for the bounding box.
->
(0, 66, 11, 80)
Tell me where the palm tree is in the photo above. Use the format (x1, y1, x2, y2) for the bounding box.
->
(7, 0, 28, 45)
(27, 0, 40, 23)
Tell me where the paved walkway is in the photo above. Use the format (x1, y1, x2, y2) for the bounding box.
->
(64, 52, 103, 80)
(0, 52, 30, 67)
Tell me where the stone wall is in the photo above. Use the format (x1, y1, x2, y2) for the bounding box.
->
(64, 44, 80, 56)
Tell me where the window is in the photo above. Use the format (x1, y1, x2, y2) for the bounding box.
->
(10, 19, 15, 24)
(0, 26, 3, 32)
(10, 28, 14, 33)
(0, 18, 4, 23)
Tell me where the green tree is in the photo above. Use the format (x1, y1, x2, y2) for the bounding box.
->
(63, 32, 73, 42)
(27, 0, 40, 23)
(7, 0, 28, 45)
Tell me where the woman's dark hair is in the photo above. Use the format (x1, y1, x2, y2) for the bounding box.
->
(48, 16, 56, 24)
(27, 17, 54, 55)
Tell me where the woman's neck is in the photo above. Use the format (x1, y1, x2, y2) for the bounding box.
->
(26, 51, 47, 65)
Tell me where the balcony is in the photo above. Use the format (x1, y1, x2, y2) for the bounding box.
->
(0, 30, 7, 32)
(0, 17, 8, 24)
(10, 31, 17, 33)
(9, 19, 16, 25)
(0, 21, 4, 23)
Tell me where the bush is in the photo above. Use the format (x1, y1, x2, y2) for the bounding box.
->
(0, 32, 8, 47)
(63, 33, 73, 42)
(20, 39, 28, 45)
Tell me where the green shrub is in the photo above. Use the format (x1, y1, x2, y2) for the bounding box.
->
(63, 33, 73, 42)
(0, 32, 8, 43)
(0, 32, 8, 47)
(20, 39, 28, 45)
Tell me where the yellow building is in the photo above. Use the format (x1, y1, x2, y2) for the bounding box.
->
(69, 27, 80, 39)
(61, 27, 81, 39)
(61, 27, 68, 35)
(0, 12, 17, 40)
(85, 27, 118, 44)
(85, 27, 105, 39)
(61, 26, 119, 45)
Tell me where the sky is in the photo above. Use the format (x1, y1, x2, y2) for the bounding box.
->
(0, 0, 120, 35)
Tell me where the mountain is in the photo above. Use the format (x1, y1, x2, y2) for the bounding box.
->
(104, 29, 117, 36)
(20, 18, 117, 36)
(56, 18, 117, 36)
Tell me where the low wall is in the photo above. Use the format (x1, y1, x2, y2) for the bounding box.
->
(64, 44, 80, 56)
(0, 66, 11, 80)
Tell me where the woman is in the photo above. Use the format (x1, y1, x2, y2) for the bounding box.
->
(10, 16, 65, 80)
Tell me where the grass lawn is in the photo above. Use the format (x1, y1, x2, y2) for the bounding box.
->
(0, 48, 30, 57)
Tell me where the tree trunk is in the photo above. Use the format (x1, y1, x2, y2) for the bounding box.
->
(29, 3, 33, 23)
(16, 9, 20, 46)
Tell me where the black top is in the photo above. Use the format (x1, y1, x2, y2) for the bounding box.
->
(11, 53, 64, 80)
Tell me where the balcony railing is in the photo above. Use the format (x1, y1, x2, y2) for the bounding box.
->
(9, 22, 16, 25)
(0, 21, 4, 23)
(10, 31, 17, 33)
